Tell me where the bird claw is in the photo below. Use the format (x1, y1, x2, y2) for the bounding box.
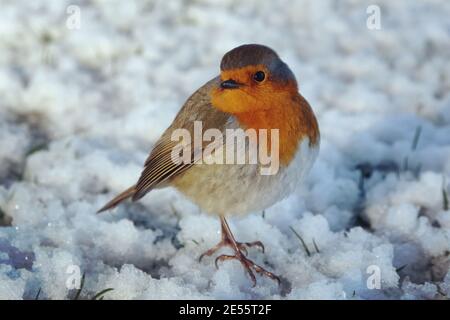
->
(243, 241, 265, 253)
(199, 242, 223, 262)
(214, 252, 280, 287)
(237, 244, 248, 256)
(251, 262, 281, 286)
(214, 254, 235, 269)
(199, 217, 279, 286)
(199, 239, 260, 262)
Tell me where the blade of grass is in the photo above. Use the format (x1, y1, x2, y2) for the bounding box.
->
(312, 238, 320, 254)
(289, 226, 311, 257)
(35, 288, 41, 300)
(443, 187, 449, 211)
(92, 288, 114, 300)
(26, 143, 48, 157)
(411, 126, 422, 151)
(73, 272, 86, 300)
(396, 264, 408, 273)
(436, 284, 446, 297)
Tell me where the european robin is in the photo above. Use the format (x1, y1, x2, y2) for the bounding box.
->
(98, 44, 320, 286)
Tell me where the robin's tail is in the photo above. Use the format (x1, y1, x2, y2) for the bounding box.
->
(97, 185, 136, 213)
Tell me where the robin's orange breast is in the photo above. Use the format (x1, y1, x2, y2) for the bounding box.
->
(171, 113, 320, 216)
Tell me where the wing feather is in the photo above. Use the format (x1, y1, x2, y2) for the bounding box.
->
(132, 77, 230, 201)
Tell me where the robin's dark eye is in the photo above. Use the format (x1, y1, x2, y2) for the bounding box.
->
(253, 71, 265, 82)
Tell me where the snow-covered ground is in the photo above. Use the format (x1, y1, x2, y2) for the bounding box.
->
(1, 0, 450, 300)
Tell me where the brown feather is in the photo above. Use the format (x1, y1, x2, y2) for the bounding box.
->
(133, 77, 230, 201)
(97, 185, 136, 213)
(98, 76, 231, 211)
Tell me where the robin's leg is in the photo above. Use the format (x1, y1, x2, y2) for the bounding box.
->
(199, 216, 280, 286)
(199, 217, 264, 260)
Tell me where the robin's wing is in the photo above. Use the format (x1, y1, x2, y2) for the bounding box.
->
(132, 77, 231, 201)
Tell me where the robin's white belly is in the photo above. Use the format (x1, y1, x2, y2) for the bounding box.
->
(172, 137, 319, 216)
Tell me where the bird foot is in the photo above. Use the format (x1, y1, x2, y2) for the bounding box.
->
(199, 239, 264, 261)
(198, 219, 279, 286)
(214, 251, 280, 287)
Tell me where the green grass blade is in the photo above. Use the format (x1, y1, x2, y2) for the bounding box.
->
(290, 226, 311, 257)
(92, 288, 114, 300)
(73, 272, 86, 300)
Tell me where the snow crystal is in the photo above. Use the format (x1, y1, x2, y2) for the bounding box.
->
(0, 0, 449, 300)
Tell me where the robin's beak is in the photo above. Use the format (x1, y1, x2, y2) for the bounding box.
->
(220, 79, 241, 89)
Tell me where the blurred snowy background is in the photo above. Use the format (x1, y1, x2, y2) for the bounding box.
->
(1, 0, 450, 300)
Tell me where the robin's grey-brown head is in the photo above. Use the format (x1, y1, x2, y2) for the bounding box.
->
(212, 44, 300, 113)
(220, 44, 297, 88)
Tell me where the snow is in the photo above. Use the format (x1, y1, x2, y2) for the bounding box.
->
(1, 0, 450, 300)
